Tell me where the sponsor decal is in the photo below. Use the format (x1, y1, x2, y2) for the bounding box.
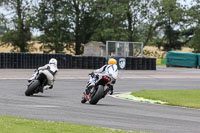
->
(119, 58, 126, 69)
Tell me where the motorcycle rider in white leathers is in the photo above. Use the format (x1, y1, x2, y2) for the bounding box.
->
(87, 58, 118, 96)
(29, 58, 58, 90)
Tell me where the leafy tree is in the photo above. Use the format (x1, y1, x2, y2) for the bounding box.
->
(147, 0, 187, 51)
(91, 0, 151, 45)
(65, 0, 103, 55)
(186, 0, 200, 52)
(0, 0, 9, 5)
(90, 0, 128, 43)
(124, 0, 151, 42)
(33, 0, 72, 53)
(188, 27, 200, 52)
(0, 0, 33, 52)
(34, 0, 101, 54)
(0, 14, 8, 34)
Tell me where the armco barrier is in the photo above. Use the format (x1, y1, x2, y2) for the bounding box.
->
(0, 52, 156, 70)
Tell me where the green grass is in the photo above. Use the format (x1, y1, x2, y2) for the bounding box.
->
(0, 116, 148, 133)
(131, 89, 200, 109)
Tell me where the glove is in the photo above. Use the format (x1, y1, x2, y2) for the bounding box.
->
(89, 72, 94, 75)
(89, 72, 95, 77)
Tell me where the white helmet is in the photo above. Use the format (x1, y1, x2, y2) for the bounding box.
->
(49, 58, 57, 66)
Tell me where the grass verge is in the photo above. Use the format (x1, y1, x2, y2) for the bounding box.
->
(0, 116, 148, 133)
(131, 89, 200, 109)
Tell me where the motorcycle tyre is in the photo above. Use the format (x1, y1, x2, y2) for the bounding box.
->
(25, 80, 40, 96)
(89, 85, 104, 105)
(81, 97, 87, 103)
(81, 93, 87, 103)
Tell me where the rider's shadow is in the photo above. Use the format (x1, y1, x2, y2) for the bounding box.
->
(83, 102, 118, 107)
(27, 95, 52, 98)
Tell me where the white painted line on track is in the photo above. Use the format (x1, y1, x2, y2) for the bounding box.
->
(110, 92, 200, 110)
(110, 92, 167, 104)
(18, 105, 60, 108)
(0, 78, 28, 80)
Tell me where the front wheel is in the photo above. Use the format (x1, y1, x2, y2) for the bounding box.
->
(81, 97, 87, 103)
(81, 93, 87, 103)
(89, 85, 104, 105)
(25, 80, 40, 96)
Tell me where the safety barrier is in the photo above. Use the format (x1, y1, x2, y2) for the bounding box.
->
(72, 56, 106, 69)
(0, 53, 72, 69)
(0, 52, 156, 70)
(166, 51, 198, 68)
(125, 57, 156, 70)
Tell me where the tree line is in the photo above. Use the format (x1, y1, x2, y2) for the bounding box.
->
(0, 0, 200, 54)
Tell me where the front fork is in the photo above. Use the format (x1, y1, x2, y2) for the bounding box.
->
(85, 75, 96, 94)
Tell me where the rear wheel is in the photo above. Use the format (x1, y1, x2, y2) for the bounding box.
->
(25, 80, 40, 96)
(89, 85, 104, 105)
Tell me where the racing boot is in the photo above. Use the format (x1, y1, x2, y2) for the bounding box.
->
(43, 85, 49, 90)
(102, 85, 113, 98)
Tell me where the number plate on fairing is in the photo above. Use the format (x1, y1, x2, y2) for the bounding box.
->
(102, 75, 111, 82)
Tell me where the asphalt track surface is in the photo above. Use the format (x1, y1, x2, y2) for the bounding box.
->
(0, 66, 200, 133)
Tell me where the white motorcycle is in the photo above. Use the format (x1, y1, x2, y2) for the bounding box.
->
(81, 65, 118, 104)
(25, 70, 48, 96)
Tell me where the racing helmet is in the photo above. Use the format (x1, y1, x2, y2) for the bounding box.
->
(108, 58, 117, 65)
(49, 58, 57, 66)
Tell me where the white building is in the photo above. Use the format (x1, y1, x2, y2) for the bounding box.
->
(84, 41, 106, 56)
